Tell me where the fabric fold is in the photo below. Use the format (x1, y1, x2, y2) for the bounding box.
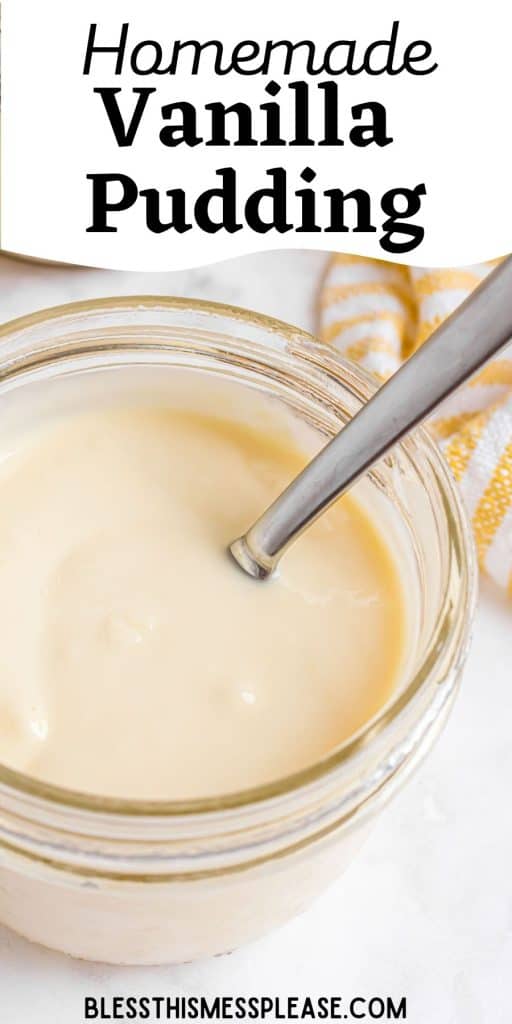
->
(319, 254, 512, 595)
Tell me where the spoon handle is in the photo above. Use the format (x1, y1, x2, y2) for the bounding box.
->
(231, 255, 512, 579)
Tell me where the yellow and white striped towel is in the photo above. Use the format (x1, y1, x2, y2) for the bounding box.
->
(319, 254, 512, 596)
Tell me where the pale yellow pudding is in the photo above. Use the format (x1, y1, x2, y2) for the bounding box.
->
(0, 404, 405, 800)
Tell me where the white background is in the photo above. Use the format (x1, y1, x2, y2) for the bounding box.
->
(1, 0, 511, 269)
(0, 249, 510, 1023)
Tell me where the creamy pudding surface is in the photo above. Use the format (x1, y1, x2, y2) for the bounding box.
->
(0, 405, 406, 799)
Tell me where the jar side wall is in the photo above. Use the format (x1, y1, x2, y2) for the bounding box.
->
(0, 814, 372, 964)
(0, 670, 463, 965)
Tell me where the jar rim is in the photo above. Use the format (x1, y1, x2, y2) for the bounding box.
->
(0, 294, 478, 819)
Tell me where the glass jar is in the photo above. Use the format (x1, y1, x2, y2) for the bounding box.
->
(0, 296, 476, 965)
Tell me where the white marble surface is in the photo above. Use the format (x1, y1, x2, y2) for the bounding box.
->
(0, 251, 510, 1023)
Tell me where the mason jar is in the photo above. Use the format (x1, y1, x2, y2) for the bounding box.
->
(0, 296, 476, 964)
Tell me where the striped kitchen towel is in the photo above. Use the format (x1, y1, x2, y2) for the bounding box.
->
(319, 254, 512, 595)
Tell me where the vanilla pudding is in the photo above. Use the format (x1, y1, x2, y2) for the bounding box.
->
(0, 402, 405, 800)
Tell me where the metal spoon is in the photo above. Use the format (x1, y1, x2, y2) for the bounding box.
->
(230, 255, 512, 579)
